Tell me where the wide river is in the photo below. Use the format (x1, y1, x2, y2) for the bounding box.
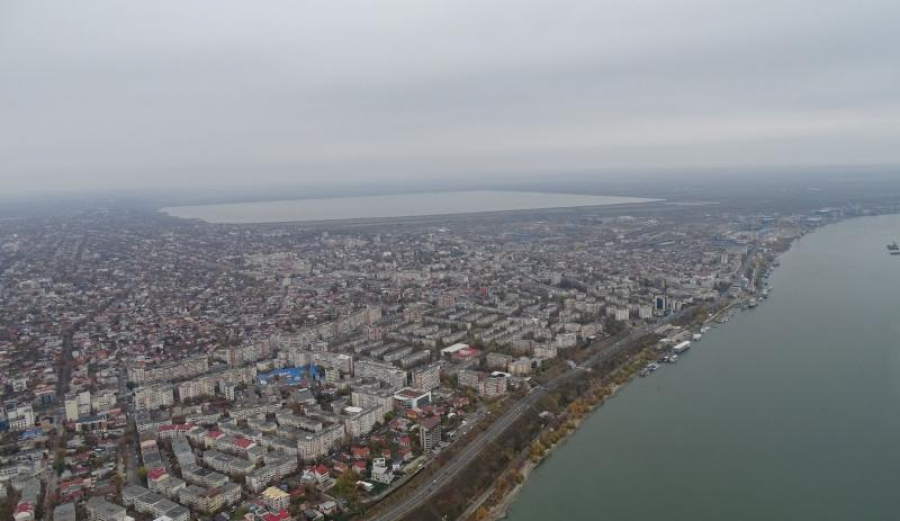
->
(161, 190, 657, 224)
(506, 214, 900, 521)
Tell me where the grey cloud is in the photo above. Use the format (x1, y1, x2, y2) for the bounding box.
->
(1, 0, 898, 195)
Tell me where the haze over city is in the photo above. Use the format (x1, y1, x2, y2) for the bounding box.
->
(2, 3, 900, 521)
(2, 0, 899, 196)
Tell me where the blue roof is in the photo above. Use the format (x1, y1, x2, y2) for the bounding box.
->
(258, 365, 321, 385)
(76, 414, 105, 423)
(18, 428, 44, 440)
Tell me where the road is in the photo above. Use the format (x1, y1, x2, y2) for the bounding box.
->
(372, 240, 774, 521)
(369, 311, 685, 521)
(371, 245, 762, 521)
(41, 328, 76, 519)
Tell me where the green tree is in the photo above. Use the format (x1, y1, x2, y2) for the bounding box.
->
(332, 469, 360, 498)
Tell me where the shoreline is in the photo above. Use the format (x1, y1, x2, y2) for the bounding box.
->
(158, 200, 665, 228)
(158, 191, 661, 225)
(468, 239, 796, 521)
(478, 381, 628, 521)
(473, 358, 649, 521)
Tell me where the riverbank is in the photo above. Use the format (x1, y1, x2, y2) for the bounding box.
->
(496, 214, 900, 520)
(470, 351, 654, 521)
(475, 381, 628, 521)
(470, 243, 788, 521)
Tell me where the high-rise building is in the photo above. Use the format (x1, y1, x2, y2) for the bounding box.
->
(419, 416, 441, 451)
(222, 383, 236, 401)
(64, 397, 80, 422)
(134, 385, 174, 411)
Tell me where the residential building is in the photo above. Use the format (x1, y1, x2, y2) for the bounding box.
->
(342, 406, 383, 438)
(178, 483, 241, 514)
(85, 498, 127, 521)
(392, 388, 431, 410)
(296, 423, 344, 460)
(410, 363, 441, 392)
(7, 406, 34, 431)
(509, 357, 532, 376)
(370, 458, 393, 485)
(134, 384, 174, 411)
(350, 388, 393, 419)
(354, 360, 406, 390)
(419, 416, 442, 451)
(246, 457, 298, 492)
(202, 450, 256, 476)
(261, 487, 290, 511)
(180, 465, 229, 489)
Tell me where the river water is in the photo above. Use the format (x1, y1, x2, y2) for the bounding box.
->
(505, 215, 900, 521)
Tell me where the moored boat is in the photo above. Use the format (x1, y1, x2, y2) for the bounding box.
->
(672, 341, 691, 354)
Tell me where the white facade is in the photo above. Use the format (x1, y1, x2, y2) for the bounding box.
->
(411, 363, 441, 392)
(7, 406, 35, 431)
(134, 385, 174, 411)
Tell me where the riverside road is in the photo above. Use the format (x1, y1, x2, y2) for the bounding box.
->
(370, 306, 693, 521)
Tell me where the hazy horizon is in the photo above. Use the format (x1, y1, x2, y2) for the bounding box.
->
(2, 0, 899, 197)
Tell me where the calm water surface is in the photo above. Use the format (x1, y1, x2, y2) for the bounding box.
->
(161, 190, 657, 224)
(506, 214, 900, 521)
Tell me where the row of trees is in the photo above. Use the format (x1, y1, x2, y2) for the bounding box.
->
(466, 337, 666, 520)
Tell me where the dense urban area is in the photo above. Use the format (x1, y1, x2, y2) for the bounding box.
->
(1, 195, 896, 521)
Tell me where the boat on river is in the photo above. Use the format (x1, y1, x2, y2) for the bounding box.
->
(639, 362, 661, 377)
(672, 341, 691, 354)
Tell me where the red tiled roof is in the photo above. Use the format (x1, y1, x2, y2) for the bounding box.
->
(147, 467, 168, 480)
(159, 423, 194, 432)
(262, 509, 290, 521)
(452, 347, 481, 359)
(351, 447, 369, 458)
(233, 438, 254, 449)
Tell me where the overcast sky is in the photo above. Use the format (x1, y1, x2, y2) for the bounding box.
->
(1, 0, 899, 195)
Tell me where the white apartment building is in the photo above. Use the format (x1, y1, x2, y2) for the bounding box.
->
(246, 457, 298, 492)
(296, 423, 344, 460)
(342, 406, 382, 438)
(411, 363, 441, 392)
(134, 384, 174, 411)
